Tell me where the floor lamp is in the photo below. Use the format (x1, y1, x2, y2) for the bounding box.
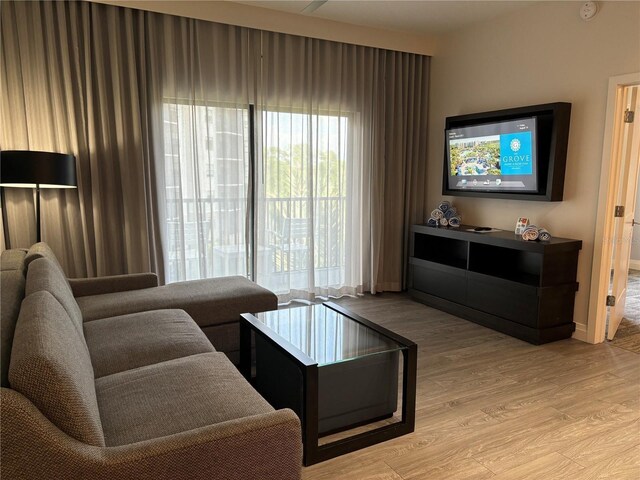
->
(0, 150, 77, 244)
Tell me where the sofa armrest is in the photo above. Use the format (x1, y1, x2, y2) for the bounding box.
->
(1, 388, 302, 480)
(68, 273, 159, 297)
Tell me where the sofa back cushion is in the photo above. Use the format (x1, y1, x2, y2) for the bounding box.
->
(1, 249, 27, 387)
(8, 291, 105, 446)
(26, 258, 84, 331)
(24, 242, 65, 273)
(1, 248, 28, 272)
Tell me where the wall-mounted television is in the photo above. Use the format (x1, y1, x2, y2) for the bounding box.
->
(442, 102, 571, 201)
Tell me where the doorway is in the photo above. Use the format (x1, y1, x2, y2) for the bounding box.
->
(609, 265, 640, 352)
(588, 73, 640, 344)
(606, 85, 639, 341)
(608, 165, 640, 350)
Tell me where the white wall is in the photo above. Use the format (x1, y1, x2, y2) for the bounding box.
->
(427, 1, 640, 336)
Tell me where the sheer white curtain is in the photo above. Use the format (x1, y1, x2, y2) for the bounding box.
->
(148, 17, 254, 283)
(255, 33, 376, 302)
(152, 25, 429, 300)
(151, 24, 375, 300)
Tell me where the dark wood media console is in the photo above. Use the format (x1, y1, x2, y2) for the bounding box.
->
(408, 224, 582, 344)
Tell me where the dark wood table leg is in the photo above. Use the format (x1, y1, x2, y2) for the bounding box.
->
(402, 343, 418, 431)
(239, 317, 252, 380)
(302, 364, 319, 466)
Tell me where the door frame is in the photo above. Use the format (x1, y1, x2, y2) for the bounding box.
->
(587, 72, 640, 344)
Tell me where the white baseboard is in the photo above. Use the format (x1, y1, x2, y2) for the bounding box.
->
(572, 323, 590, 343)
(630, 259, 640, 271)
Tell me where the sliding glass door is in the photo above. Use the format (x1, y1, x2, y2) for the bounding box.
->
(161, 102, 357, 300)
(162, 102, 250, 283)
(256, 109, 352, 300)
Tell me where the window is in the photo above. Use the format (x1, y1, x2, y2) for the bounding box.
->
(258, 110, 350, 296)
(162, 102, 354, 299)
(162, 102, 250, 282)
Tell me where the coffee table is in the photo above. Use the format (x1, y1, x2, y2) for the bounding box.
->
(240, 302, 417, 466)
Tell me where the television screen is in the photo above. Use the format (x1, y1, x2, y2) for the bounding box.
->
(445, 117, 538, 193)
(442, 103, 571, 201)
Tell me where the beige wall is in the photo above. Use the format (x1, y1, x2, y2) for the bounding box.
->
(427, 1, 640, 337)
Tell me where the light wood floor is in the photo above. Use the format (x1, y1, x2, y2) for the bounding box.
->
(302, 293, 640, 480)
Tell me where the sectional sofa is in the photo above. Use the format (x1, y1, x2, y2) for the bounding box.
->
(0, 243, 302, 479)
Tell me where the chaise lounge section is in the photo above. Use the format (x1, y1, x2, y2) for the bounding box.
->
(26, 242, 278, 364)
(1, 245, 302, 479)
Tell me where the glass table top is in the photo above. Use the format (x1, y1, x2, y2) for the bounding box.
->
(253, 304, 404, 367)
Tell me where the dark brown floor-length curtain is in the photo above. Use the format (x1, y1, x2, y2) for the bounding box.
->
(373, 51, 430, 292)
(0, 0, 163, 279)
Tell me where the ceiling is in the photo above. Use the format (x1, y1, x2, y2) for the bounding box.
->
(233, 1, 539, 36)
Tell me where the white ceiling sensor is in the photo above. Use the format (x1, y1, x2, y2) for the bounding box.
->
(580, 1, 598, 21)
(301, 0, 328, 15)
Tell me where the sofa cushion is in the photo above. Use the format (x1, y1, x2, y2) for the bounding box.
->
(1, 269, 26, 387)
(1, 248, 27, 272)
(24, 242, 65, 273)
(8, 291, 105, 446)
(95, 352, 273, 447)
(84, 309, 216, 378)
(25, 258, 84, 335)
(77, 276, 277, 328)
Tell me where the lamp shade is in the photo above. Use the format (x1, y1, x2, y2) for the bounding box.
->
(0, 150, 77, 188)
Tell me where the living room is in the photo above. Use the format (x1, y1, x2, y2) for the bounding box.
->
(1, 1, 639, 479)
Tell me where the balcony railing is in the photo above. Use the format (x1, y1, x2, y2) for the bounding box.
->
(165, 196, 346, 284)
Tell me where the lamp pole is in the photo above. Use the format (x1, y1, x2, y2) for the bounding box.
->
(1, 187, 10, 249)
(35, 184, 41, 242)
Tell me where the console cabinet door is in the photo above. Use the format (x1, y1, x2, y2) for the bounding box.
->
(466, 272, 538, 326)
(410, 259, 467, 305)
